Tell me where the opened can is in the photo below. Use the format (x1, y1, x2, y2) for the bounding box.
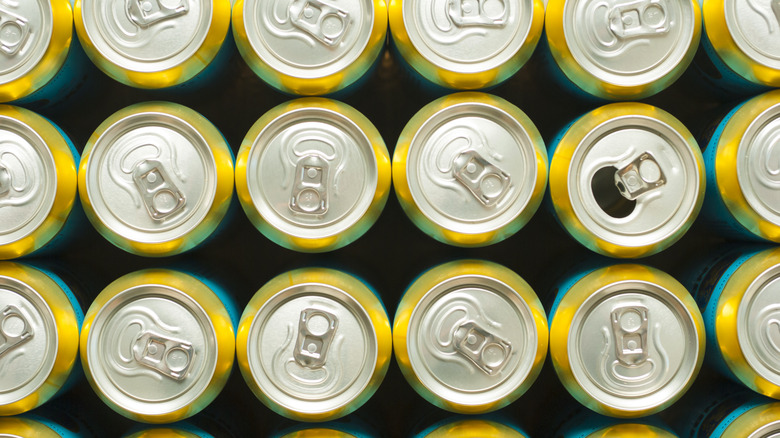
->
(701, 90, 780, 243)
(548, 264, 705, 418)
(236, 268, 391, 422)
(79, 102, 234, 257)
(393, 92, 548, 247)
(0, 262, 83, 416)
(235, 98, 390, 253)
(394, 260, 548, 414)
(80, 269, 237, 424)
(232, 0, 387, 95)
(0, 105, 80, 260)
(388, 0, 544, 90)
(548, 103, 705, 258)
(544, 0, 701, 100)
(74, 0, 232, 89)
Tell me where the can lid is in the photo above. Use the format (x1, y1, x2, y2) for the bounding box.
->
(0, 274, 57, 408)
(737, 102, 780, 229)
(561, 107, 701, 253)
(558, 0, 696, 88)
(400, 0, 538, 75)
(0, 417, 59, 438)
(243, 104, 379, 243)
(404, 97, 543, 240)
(737, 263, 780, 388)
(724, 0, 780, 74)
(244, 282, 378, 416)
(566, 279, 700, 413)
(0, 113, 56, 249)
(78, 0, 215, 74)
(0, 1, 53, 87)
(83, 106, 220, 247)
(84, 283, 218, 417)
(406, 273, 541, 408)
(240, 0, 377, 80)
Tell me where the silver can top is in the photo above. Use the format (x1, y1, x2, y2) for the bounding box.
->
(244, 282, 378, 416)
(84, 284, 218, 417)
(747, 421, 780, 438)
(241, 0, 377, 79)
(406, 101, 541, 236)
(401, 0, 537, 74)
(406, 274, 540, 407)
(0, 0, 53, 87)
(724, 0, 780, 72)
(737, 102, 780, 228)
(737, 263, 780, 388)
(0, 275, 57, 407)
(567, 114, 701, 250)
(244, 106, 379, 241)
(567, 280, 699, 412)
(79, 0, 214, 73)
(0, 115, 56, 248)
(561, 0, 696, 87)
(83, 110, 218, 245)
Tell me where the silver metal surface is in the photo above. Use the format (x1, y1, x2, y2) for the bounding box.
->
(567, 115, 700, 248)
(561, 0, 695, 87)
(751, 421, 780, 438)
(614, 153, 666, 201)
(245, 107, 379, 240)
(85, 285, 217, 416)
(84, 112, 218, 244)
(738, 264, 780, 387)
(567, 281, 699, 412)
(0, 275, 57, 407)
(0, 1, 51, 86)
(725, 0, 780, 72)
(79, 0, 213, 73)
(737, 102, 780, 228)
(0, 115, 56, 248)
(241, 0, 376, 79)
(405, 102, 539, 236)
(402, 0, 535, 74)
(406, 274, 538, 406)
(245, 283, 377, 414)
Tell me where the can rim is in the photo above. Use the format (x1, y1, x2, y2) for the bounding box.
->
(721, 402, 780, 438)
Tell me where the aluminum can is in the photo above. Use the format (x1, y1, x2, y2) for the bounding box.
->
(414, 417, 529, 438)
(0, 414, 84, 438)
(232, 0, 387, 96)
(394, 260, 548, 414)
(700, 90, 780, 243)
(553, 412, 676, 438)
(235, 98, 390, 253)
(78, 102, 234, 257)
(548, 264, 705, 418)
(685, 246, 780, 399)
(0, 105, 79, 260)
(547, 103, 705, 258)
(272, 417, 377, 438)
(236, 268, 391, 422)
(696, 0, 780, 94)
(0, 262, 83, 416)
(124, 424, 214, 438)
(544, 0, 701, 100)
(388, 0, 544, 90)
(393, 93, 547, 247)
(80, 269, 237, 424)
(74, 0, 232, 89)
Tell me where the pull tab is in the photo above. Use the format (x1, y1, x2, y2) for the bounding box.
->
(289, 0, 350, 46)
(773, 0, 780, 25)
(452, 149, 511, 207)
(452, 321, 511, 376)
(608, 0, 669, 40)
(289, 154, 329, 215)
(0, 163, 10, 198)
(0, 9, 30, 56)
(133, 331, 193, 381)
(0, 305, 33, 358)
(132, 159, 186, 221)
(614, 153, 666, 200)
(293, 308, 338, 368)
(127, 0, 190, 28)
(449, 0, 508, 27)
(610, 304, 649, 366)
